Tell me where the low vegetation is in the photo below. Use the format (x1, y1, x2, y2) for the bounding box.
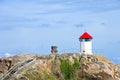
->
(22, 67, 58, 80)
(60, 58, 85, 80)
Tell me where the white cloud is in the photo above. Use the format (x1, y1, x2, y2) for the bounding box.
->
(5, 53, 12, 57)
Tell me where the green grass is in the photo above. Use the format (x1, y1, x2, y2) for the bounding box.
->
(60, 58, 83, 80)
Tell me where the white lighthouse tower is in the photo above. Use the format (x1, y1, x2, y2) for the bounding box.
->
(79, 32, 93, 54)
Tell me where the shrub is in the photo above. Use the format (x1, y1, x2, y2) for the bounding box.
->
(60, 58, 81, 80)
(60, 59, 73, 80)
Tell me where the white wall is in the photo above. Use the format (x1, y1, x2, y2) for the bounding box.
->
(80, 41, 92, 54)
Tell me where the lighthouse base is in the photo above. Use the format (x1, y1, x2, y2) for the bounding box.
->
(81, 52, 93, 55)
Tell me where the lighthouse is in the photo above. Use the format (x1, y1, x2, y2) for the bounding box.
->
(79, 32, 93, 54)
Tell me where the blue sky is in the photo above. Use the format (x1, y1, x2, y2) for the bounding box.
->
(0, 0, 120, 63)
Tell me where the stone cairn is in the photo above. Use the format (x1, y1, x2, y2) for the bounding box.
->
(51, 46, 58, 55)
(51, 46, 59, 60)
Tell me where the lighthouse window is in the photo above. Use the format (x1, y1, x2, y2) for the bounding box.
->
(85, 38, 91, 41)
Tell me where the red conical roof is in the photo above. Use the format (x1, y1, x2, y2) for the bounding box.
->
(79, 32, 93, 39)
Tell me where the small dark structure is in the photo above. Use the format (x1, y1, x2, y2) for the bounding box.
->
(51, 46, 58, 55)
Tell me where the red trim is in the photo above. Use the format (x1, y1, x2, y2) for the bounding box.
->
(79, 32, 93, 39)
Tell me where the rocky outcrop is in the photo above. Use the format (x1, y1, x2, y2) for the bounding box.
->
(79, 54, 116, 80)
(114, 64, 120, 79)
(0, 54, 35, 76)
(0, 58, 13, 75)
(0, 53, 120, 80)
